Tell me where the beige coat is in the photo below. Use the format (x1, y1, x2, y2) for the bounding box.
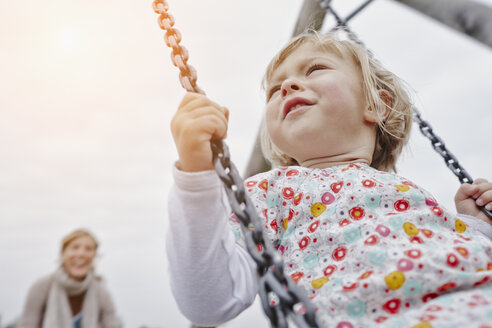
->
(18, 273, 120, 328)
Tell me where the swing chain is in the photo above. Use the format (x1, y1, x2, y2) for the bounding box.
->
(211, 141, 319, 328)
(413, 108, 492, 220)
(153, 0, 204, 94)
(412, 108, 472, 184)
(153, 1, 319, 326)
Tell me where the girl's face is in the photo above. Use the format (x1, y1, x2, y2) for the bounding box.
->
(265, 42, 377, 167)
(62, 235, 97, 280)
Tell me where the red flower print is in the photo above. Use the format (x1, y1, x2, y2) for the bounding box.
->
(454, 247, 469, 258)
(343, 282, 359, 291)
(362, 179, 376, 188)
(374, 317, 388, 323)
(364, 235, 379, 245)
(420, 229, 434, 238)
(293, 193, 303, 206)
(262, 209, 268, 222)
(308, 220, 320, 233)
(245, 180, 257, 187)
(425, 198, 438, 206)
(431, 206, 443, 217)
(394, 199, 409, 212)
(382, 298, 401, 314)
(286, 169, 299, 177)
(323, 265, 337, 276)
(332, 246, 347, 261)
(282, 187, 295, 199)
(349, 207, 365, 220)
(410, 236, 424, 244)
(404, 249, 422, 259)
(286, 208, 295, 221)
(339, 219, 351, 227)
(473, 276, 489, 287)
(422, 293, 439, 303)
(298, 236, 311, 250)
(291, 272, 304, 283)
(437, 282, 456, 293)
(446, 254, 460, 267)
(330, 182, 343, 193)
(358, 270, 373, 280)
(258, 179, 268, 191)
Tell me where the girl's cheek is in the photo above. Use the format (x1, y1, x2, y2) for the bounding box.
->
(265, 102, 280, 122)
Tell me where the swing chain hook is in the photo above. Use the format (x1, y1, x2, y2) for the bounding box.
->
(153, 1, 320, 326)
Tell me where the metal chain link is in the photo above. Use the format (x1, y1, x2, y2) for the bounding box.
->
(153, 1, 320, 326)
(412, 108, 492, 220)
(152, 0, 204, 94)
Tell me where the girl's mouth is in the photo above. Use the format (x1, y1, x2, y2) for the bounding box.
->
(283, 97, 314, 118)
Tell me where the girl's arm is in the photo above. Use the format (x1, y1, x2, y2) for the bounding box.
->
(167, 92, 257, 326)
(167, 167, 258, 326)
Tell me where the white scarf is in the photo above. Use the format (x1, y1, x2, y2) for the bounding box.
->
(43, 267, 99, 328)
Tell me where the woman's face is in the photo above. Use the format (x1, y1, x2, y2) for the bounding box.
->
(62, 235, 97, 280)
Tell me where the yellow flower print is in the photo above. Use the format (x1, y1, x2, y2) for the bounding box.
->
(455, 219, 466, 233)
(412, 322, 433, 328)
(394, 184, 410, 192)
(311, 277, 330, 289)
(384, 270, 405, 290)
(403, 222, 419, 236)
(310, 202, 326, 217)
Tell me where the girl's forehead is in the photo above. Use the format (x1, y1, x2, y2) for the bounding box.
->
(289, 43, 342, 64)
(268, 43, 347, 83)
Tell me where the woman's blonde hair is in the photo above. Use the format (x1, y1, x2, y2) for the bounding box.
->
(61, 228, 99, 254)
(261, 32, 413, 172)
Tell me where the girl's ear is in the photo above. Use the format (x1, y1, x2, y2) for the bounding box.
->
(364, 90, 393, 123)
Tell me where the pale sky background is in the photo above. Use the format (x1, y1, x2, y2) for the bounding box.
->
(1, 0, 491, 327)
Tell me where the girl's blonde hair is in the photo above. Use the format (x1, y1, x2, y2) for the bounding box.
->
(61, 228, 99, 254)
(261, 32, 413, 172)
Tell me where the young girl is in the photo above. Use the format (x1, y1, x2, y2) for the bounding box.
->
(167, 32, 492, 328)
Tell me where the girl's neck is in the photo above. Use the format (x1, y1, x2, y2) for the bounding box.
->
(299, 156, 371, 169)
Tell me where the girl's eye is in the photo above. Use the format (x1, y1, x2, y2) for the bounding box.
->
(267, 86, 281, 100)
(307, 64, 326, 75)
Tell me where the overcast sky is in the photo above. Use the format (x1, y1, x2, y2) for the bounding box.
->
(1, 0, 491, 327)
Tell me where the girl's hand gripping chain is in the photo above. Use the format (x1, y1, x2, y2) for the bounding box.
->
(455, 178, 492, 224)
(171, 92, 229, 172)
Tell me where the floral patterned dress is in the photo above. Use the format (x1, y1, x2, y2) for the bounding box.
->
(229, 163, 492, 328)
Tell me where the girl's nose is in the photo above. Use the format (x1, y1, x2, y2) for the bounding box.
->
(281, 79, 301, 97)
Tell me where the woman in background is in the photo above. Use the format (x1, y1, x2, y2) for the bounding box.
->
(18, 228, 120, 328)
